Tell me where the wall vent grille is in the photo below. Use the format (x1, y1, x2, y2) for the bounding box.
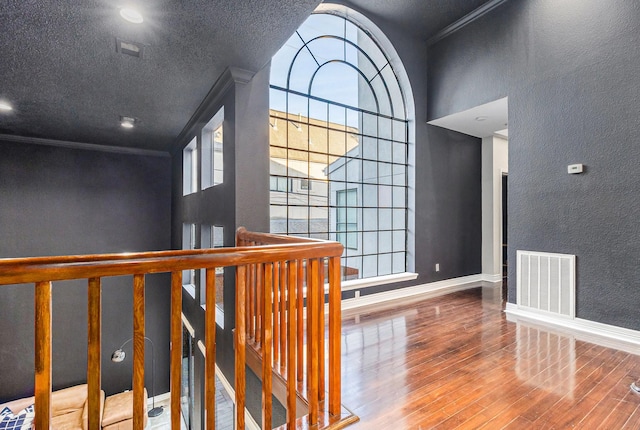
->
(516, 250, 575, 319)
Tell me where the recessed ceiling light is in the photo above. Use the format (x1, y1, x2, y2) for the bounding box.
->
(120, 116, 137, 129)
(0, 101, 13, 112)
(475, 116, 488, 122)
(120, 7, 143, 24)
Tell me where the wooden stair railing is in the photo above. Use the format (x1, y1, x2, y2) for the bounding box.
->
(236, 228, 358, 429)
(0, 228, 358, 430)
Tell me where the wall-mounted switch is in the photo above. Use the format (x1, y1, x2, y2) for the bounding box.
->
(435, 263, 440, 272)
(568, 164, 584, 174)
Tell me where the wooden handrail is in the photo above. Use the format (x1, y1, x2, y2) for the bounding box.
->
(0, 228, 356, 430)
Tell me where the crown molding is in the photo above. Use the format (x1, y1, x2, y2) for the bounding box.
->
(0, 134, 169, 157)
(428, 0, 510, 46)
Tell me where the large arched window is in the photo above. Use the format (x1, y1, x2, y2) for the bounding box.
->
(270, 8, 412, 281)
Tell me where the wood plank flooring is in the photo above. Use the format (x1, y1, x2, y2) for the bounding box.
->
(339, 286, 640, 429)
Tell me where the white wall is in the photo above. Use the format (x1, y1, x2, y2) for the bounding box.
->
(481, 135, 508, 280)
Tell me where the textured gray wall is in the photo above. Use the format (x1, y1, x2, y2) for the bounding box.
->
(0, 140, 172, 402)
(428, 0, 640, 329)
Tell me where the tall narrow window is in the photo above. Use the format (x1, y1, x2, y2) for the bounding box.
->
(183, 137, 198, 195)
(269, 11, 410, 281)
(200, 225, 224, 326)
(202, 107, 224, 189)
(182, 223, 197, 297)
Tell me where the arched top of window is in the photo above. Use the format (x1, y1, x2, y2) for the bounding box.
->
(270, 12, 407, 120)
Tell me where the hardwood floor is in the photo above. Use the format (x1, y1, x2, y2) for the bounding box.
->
(340, 286, 640, 429)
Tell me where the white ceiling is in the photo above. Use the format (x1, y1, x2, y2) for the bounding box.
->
(428, 97, 508, 138)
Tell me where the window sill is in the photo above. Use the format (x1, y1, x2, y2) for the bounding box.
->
(183, 283, 196, 298)
(337, 272, 418, 292)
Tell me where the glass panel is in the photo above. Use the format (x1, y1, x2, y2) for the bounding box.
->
(363, 232, 377, 254)
(270, 88, 287, 116)
(362, 161, 377, 184)
(392, 141, 406, 164)
(379, 230, 392, 253)
(377, 139, 392, 164)
(357, 27, 387, 70)
(287, 120, 308, 151)
(309, 99, 327, 123)
(392, 164, 406, 186)
(378, 253, 392, 276)
(346, 108, 359, 130)
(393, 252, 406, 273)
(288, 47, 318, 94)
(393, 208, 406, 230)
(379, 162, 392, 185)
(370, 74, 392, 117)
(382, 65, 406, 120)
(346, 158, 361, 182)
(288, 206, 309, 233)
(362, 184, 377, 207)
(310, 206, 328, 233)
(378, 117, 393, 141)
(361, 136, 377, 161)
(308, 125, 327, 155)
(270, 33, 304, 89)
(362, 255, 377, 278)
(393, 230, 405, 252)
(329, 104, 347, 131)
(287, 93, 309, 120)
(270, 205, 287, 233)
(308, 36, 346, 64)
(393, 186, 406, 207)
(363, 208, 377, 230)
(328, 129, 346, 156)
(379, 185, 392, 207)
(287, 150, 308, 178)
(393, 120, 407, 142)
(379, 208, 392, 230)
(311, 63, 360, 108)
(361, 112, 377, 137)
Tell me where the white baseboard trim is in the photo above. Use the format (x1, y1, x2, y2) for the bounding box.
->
(480, 273, 502, 283)
(505, 303, 640, 355)
(341, 274, 491, 311)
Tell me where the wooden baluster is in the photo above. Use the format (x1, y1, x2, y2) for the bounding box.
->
(248, 263, 255, 341)
(297, 261, 304, 383)
(280, 261, 286, 372)
(328, 256, 342, 416)
(133, 274, 145, 430)
(235, 265, 247, 430)
(286, 261, 298, 426)
(318, 261, 325, 401)
(256, 263, 263, 346)
(308, 258, 319, 425)
(87, 277, 102, 430)
(262, 263, 273, 430)
(171, 272, 182, 430)
(273, 261, 280, 366)
(34, 281, 52, 430)
(205, 268, 217, 429)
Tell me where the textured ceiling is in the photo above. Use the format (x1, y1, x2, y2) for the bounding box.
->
(0, 0, 493, 152)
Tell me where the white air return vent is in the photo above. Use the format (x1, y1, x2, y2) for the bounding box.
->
(116, 38, 145, 58)
(516, 250, 575, 319)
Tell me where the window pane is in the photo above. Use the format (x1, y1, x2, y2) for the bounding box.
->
(379, 230, 392, 253)
(270, 34, 304, 89)
(393, 252, 406, 273)
(269, 11, 409, 282)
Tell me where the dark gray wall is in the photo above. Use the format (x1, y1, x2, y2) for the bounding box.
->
(0, 140, 172, 402)
(339, 0, 483, 295)
(428, 0, 640, 329)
